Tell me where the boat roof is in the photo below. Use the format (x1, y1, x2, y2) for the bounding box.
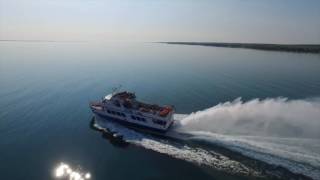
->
(100, 91, 174, 117)
(112, 91, 171, 110)
(112, 91, 136, 100)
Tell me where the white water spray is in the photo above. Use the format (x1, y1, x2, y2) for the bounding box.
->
(93, 116, 261, 177)
(175, 97, 320, 179)
(178, 97, 320, 139)
(93, 97, 320, 179)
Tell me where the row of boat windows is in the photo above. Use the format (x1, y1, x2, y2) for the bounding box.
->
(107, 109, 166, 126)
(131, 115, 166, 126)
(152, 119, 166, 125)
(131, 115, 146, 122)
(106, 110, 126, 117)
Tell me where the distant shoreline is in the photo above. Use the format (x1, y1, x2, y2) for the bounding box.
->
(161, 42, 320, 53)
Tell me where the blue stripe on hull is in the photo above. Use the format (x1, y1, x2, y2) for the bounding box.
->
(94, 111, 168, 134)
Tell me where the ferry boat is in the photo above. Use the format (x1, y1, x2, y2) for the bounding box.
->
(89, 91, 175, 133)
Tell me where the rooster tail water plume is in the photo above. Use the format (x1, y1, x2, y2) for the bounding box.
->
(178, 97, 320, 139)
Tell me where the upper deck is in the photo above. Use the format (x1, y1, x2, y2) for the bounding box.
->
(106, 91, 174, 118)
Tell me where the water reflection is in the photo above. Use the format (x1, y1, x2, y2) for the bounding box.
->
(89, 117, 129, 148)
(54, 162, 91, 180)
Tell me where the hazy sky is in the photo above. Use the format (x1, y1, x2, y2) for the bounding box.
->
(1, 0, 319, 43)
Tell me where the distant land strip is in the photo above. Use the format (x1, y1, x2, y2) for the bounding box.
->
(161, 42, 320, 53)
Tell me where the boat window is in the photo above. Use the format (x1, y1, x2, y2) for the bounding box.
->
(107, 110, 111, 113)
(130, 115, 145, 121)
(153, 119, 166, 125)
(121, 113, 126, 117)
(116, 112, 121, 116)
(114, 100, 121, 107)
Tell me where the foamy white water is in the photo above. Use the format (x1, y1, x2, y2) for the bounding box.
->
(93, 97, 320, 179)
(181, 131, 320, 180)
(175, 98, 320, 179)
(178, 97, 320, 139)
(93, 116, 261, 177)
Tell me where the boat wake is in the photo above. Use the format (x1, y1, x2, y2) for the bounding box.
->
(93, 97, 320, 179)
(174, 97, 320, 180)
(93, 116, 261, 177)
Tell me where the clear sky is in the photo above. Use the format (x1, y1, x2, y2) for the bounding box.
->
(0, 0, 319, 44)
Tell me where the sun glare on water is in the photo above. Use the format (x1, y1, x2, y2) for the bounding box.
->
(55, 162, 91, 180)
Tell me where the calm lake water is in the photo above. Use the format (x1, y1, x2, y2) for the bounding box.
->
(0, 42, 320, 180)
